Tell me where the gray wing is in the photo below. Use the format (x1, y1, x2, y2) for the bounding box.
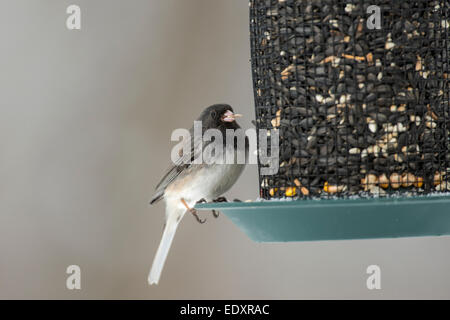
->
(149, 126, 203, 204)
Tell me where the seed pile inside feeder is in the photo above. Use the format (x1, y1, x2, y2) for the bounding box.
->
(250, 0, 450, 198)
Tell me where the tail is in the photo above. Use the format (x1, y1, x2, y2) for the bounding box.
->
(148, 212, 182, 285)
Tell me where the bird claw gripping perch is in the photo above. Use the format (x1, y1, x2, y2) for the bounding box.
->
(212, 196, 228, 203)
(196, 198, 223, 219)
(211, 197, 228, 218)
(191, 209, 206, 224)
(182, 198, 206, 224)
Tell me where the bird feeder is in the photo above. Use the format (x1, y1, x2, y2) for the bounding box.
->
(196, 0, 450, 242)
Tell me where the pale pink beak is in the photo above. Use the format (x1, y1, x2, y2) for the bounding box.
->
(222, 110, 243, 122)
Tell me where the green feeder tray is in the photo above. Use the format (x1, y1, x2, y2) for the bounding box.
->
(195, 195, 450, 242)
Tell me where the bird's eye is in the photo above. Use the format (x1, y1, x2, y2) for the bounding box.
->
(210, 111, 217, 119)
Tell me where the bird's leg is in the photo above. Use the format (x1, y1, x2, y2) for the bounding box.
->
(196, 198, 207, 204)
(181, 198, 206, 224)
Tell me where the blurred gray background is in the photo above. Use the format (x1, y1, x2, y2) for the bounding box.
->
(0, 0, 449, 299)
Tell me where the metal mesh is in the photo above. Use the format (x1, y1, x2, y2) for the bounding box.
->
(250, 0, 450, 199)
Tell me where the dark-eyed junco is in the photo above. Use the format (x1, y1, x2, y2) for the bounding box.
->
(148, 104, 247, 285)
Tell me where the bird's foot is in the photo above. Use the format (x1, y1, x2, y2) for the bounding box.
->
(212, 197, 228, 203)
(210, 197, 227, 218)
(191, 209, 206, 224)
(195, 198, 220, 218)
(181, 198, 206, 224)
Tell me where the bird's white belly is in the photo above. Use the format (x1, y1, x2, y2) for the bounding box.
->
(164, 141, 246, 210)
(164, 163, 244, 210)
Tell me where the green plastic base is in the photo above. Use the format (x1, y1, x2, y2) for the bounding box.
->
(195, 195, 450, 242)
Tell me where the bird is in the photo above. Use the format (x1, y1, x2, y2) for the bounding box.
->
(148, 104, 247, 285)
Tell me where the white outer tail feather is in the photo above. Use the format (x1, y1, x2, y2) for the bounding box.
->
(148, 209, 183, 285)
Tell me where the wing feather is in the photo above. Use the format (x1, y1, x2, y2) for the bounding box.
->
(150, 126, 203, 204)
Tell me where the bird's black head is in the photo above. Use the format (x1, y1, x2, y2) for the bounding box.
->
(198, 104, 242, 130)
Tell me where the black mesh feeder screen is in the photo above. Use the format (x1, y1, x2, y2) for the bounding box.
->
(195, 0, 450, 242)
(252, 0, 450, 199)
